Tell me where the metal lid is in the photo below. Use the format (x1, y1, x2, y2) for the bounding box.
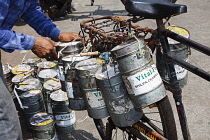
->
(30, 112, 54, 126)
(167, 26, 190, 44)
(38, 69, 58, 78)
(12, 73, 32, 83)
(62, 54, 90, 62)
(95, 64, 120, 80)
(37, 61, 57, 69)
(59, 41, 82, 54)
(20, 89, 42, 98)
(18, 78, 41, 91)
(75, 58, 104, 70)
(111, 38, 144, 52)
(50, 90, 68, 102)
(22, 57, 41, 64)
(3, 64, 11, 75)
(43, 80, 61, 91)
(12, 64, 31, 75)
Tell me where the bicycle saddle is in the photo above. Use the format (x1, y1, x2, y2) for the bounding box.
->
(124, 0, 187, 19)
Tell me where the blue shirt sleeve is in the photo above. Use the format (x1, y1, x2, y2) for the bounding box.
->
(0, 27, 36, 53)
(21, 4, 61, 41)
(0, 0, 36, 53)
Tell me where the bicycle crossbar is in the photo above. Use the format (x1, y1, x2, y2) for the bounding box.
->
(164, 29, 210, 56)
(167, 53, 210, 82)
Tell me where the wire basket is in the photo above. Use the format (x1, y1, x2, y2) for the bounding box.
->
(80, 16, 153, 52)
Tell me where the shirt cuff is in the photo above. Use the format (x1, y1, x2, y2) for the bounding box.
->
(49, 28, 62, 41)
(23, 35, 36, 50)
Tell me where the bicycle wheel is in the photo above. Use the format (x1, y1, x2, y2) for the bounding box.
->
(105, 96, 178, 140)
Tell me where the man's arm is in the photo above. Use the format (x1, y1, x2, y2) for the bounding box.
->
(21, 3, 81, 42)
(0, 27, 35, 53)
(21, 4, 61, 41)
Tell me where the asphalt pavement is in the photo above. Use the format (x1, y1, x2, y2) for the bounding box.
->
(2, 0, 210, 139)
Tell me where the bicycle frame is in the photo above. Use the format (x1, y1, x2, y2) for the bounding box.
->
(156, 19, 210, 140)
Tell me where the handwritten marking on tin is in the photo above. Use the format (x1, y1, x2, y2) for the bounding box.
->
(58, 66, 65, 81)
(109, 97, 134, 114)
(55, 112, 76, 125)
(86, 91, 105, 108)
(99, 66, 120, 79)
(127, 64, 162, 95)
(174, 64, 187, 80)
(55, 114, 71, 121)
(31, 114, 54, 126)
(66, 82, 74, 98)
(124, 112, 140, 122)
(18, 79, 40, 91)
(44, 80, 61, 90)
(12, 73, 31, 83)
(55, 111, 75, 121)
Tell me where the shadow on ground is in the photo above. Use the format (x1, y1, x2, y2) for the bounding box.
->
(53, 5, 127, 21)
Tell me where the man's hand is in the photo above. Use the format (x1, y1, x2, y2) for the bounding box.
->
(31, 37, 59, 61)
(58, 32, 81, 42)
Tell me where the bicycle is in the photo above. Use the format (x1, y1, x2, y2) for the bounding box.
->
(78, 0, 210, 140)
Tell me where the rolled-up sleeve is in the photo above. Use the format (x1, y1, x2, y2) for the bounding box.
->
(21, 4, 61, 41)
(0, 27, 35, 53)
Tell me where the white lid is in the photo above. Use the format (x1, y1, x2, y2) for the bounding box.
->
(75, 58, 104, 70)
(59, 41, 81, 47)
(43, 80, 61, 90)
(38, 69, 57, 78)
(18, 78, 41, 91)
(12, 73, 31, 83)
(37, 61, 56, 68)
(167, 26, 190, 44)
(50, 90, 68, 101)
(12, 64, 31, 74)
(30, 113, 54, 126)
(22, 57, 41, 64)
(62, 54, 90, 62)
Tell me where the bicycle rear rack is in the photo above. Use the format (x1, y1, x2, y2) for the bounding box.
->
(80, 16, 153, 52)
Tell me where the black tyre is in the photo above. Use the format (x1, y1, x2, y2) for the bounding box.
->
(95, 96, 177, 140)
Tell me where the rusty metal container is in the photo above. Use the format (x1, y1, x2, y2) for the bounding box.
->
(57, 41, 82, 56)
(75, 58, 109, 119)
(43, 79, 61, 114)
(111, 38, 166, 108)
(30, 112, 57, 140)
(95, 64, 143, 127)
(56, 41, 82, 91)
(62, 54, 90, 110)
(157, 26, 190, 88)
(20, 89, 46, 122)
(50, 90, 76, 133)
